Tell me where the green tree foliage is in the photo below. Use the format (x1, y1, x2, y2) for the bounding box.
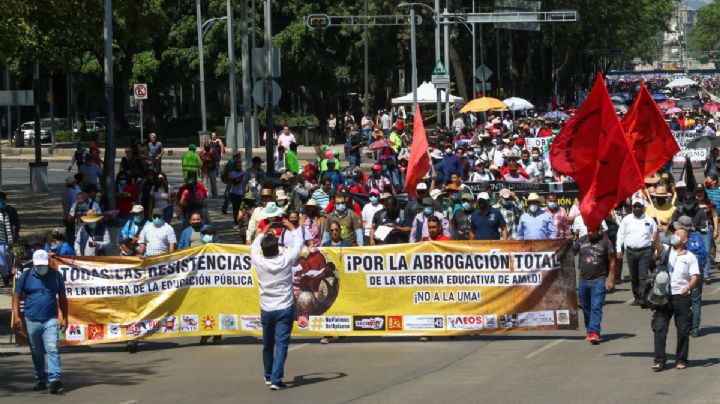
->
(688, 0, 720, 52)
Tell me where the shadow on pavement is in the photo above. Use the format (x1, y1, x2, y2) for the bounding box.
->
(689, 357, 720, 368)
(701, 299, 720, 306)
(697, 326, 720, 336)
(290, 372, 347, 388)
(598, 333, 636, 342)
(606, 351, 669, 359)
(0, 357, 165, 396)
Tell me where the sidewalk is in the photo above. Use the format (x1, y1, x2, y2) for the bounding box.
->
(0, 142, 336, 167)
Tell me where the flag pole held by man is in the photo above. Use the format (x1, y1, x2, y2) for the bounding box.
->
(550, 72, 645, 231)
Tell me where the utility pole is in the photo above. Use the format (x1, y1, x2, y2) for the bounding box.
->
(363, 0, 369, 115)
(227, 0, 238, 154)
(241, 0, 252, 167)
(196, 0, 207, 132)
(264, 0, 274, 177)
(471, 0, 476, 98)
(103, 0, 116, 208)
(409, 8, 417, 108)
(479, 23, 485, 96)
(4, 67, 11, 143)
(443, 5, 450, 126)
(434, 0, 441, 125)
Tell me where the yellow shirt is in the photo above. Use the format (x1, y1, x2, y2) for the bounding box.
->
(645, 203, 676, 226)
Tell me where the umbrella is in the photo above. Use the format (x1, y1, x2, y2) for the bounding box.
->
(543, 111, 569, 120)
(666, 77, 698, 88)
(656, 99, 676, 110)
(686, 136, 720, 149)
(703, 102, 720, 114)
(610, 95, 626, 105)
(665, 107, 684, 115)
(652, 93, 667, 101)
(502, 97, 534, 111)
(459, 97, 508, 113)
(677, 99, 701, 109)
(368, 138, 395, 151)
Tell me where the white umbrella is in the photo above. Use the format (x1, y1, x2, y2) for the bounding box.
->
(665, 77, 698, 88)
(502, 97, 534, 111)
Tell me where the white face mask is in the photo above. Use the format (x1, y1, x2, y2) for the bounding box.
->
(529, 204, 539, 213)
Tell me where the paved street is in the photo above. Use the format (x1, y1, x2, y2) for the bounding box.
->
(1, 280, 720, 403)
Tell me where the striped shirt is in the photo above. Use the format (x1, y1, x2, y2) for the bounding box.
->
(706, 187, 720, 211)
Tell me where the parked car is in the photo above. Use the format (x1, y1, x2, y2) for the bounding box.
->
(21, 118, 69, 145)
(73, 120, 105, 135)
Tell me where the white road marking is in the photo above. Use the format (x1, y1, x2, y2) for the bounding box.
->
(288, 343, 310, 352)
(117, 400, 139, 404)
(524, 339, 566, 359)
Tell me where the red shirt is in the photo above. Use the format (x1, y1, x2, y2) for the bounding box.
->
(257, 219, 284, 237)
(538, 128, 554, 138)
(423, 234, 452, 241)
(116, 183, 138, 214)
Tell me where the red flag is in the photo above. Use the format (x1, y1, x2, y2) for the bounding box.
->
(405, 104, 431, 197)
(621, 82, 680, 176)
(550, 72, 644, 231)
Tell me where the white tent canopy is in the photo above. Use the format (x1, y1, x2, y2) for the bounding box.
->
(391, 81, 463, 104)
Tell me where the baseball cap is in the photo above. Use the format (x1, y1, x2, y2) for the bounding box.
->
(372, 164, 382, 171)
(499, 189, 511, 199)
(33, 250, 49, 266)
(673, 215, 694, 231)
(416, 182, 428, 191)
(476, 192, 490, 201)
(631, 197, 646, 207)
(369, 188, 381, 196)
(65, 175, 76, 186)
(130, 205, 144, 214)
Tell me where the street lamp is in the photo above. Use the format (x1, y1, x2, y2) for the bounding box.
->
(195, 0, 227, 133)
(398, 2, 440, 119)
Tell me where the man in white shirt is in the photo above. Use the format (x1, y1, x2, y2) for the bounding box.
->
(277, 126, 296, 152)
(137, 208, 177, 257)
(361, 189, 385, 244)
(651, 228, 699, 371)
(452, 115, 464, 134)
(380, 110, 391, 136)
(252, 220, 303, 390)
(616, 197, 659, 306)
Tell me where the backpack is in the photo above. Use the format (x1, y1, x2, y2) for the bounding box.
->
(642, 246, 671, 310)
(686, 230, 707, 266)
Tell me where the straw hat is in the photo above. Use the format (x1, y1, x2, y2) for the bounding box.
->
(81, 209, 103, 223)
(275, 189, 289, 201)
(527, 193, 542, 203)
(651, 186, 671, 197)
(644, 174, 661, 185)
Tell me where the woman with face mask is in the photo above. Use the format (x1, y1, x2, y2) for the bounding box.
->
(73, 210, 110, 256)
(46, 230, 75, 256)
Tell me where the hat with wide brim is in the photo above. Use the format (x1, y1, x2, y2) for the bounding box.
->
(81, 209, 103, 223)
(651, 186, 671, 197)
(673, 215, 694, 231)
(130, 205, 144, 214)
(644, 174, 661, 185)
(259, 202, 284, 220)
(275, 189, 289, 201)
(527, 193, 542, 203)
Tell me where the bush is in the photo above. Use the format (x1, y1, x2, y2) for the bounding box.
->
(55, 130, 74, 142)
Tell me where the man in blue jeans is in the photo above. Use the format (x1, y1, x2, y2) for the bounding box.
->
(251, 218, 304, 390)
(12, 250, 68, 394)
(574, 227, 616, 344)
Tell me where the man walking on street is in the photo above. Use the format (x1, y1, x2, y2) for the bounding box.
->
(652, 228, 700, 371)
(575, 227, 615, 344)
(616, 197, 659, 306)
(12, 250, 68, 394)
(251, 219, 304, 390)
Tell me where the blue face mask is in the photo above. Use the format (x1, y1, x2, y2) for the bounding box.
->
(369, 196, 379, 204)
(423, 206, 434, 216)
(503, 200, 513, 209)
(547, 202, 558, 210)
(87, 222, 97, 230)
(462, 202, 472, 211)
(153, 217, 164, 226)
(0, 201, 5, 209)
(202, 234, 213, 244)
(118, 180, 127, 186)
(336, 203, 347, 213)
(133, 215, 143, 224)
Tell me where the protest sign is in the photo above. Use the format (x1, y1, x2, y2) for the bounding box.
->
(44, 241, 578, 345)
(466, 181, 579, 211)
(672, 130, 707, 163)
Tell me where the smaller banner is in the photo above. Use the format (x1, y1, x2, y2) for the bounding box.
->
(466, 181, 579, 211)
(672, 130, 707, 163)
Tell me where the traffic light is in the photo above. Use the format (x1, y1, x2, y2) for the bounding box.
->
(306, 14, 331, 29)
